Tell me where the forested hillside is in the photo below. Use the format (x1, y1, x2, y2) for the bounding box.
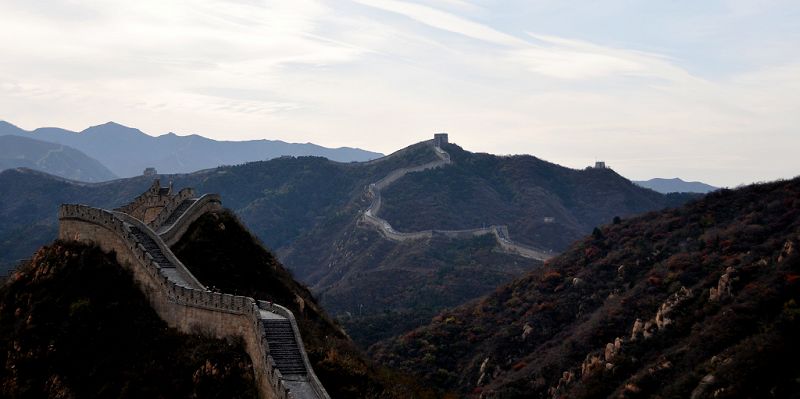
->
(373, 177, 800, 398)
(171, 209, 433, 398)
(0, 139, 697, 346)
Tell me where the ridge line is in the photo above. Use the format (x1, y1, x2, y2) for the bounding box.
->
(358, 139, 553, 261)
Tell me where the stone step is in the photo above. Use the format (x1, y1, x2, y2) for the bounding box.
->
(129, 226, 174, 268)
(162, 199, 197, 227)
(263, 319, 307, 376)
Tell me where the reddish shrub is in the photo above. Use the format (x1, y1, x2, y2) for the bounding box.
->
(541, 270, 562, 283)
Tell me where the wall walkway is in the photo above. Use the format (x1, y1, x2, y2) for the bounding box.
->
(359, 140, 553, 261)
(59, 198, 329, 399)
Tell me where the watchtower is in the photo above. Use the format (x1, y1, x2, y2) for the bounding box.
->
(115, 179, 185, 225)
(594, 161, 607, 169)
(434, 133, 448, 147)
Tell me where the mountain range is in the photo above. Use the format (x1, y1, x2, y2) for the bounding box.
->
(0, 120, 383, 178)
(0, 135, 116, 182)
(0, 137, 698, 347)
(2, 132, 795, 398)
(635, 177, 718, 194)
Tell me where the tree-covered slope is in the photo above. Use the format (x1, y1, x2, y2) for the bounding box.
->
(372, 178, 800, 398)
(171, 209, 435, 399)
(0, 139, 698, 347)
(0, 241, 257, 398)
(380, 143, 695, 251)
(0, 169, 154, 273)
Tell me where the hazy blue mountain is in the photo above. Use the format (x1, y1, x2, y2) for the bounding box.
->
(0, 120, 383, 177)
(634, 177, 718, 193)
(0, 135, 116, 182)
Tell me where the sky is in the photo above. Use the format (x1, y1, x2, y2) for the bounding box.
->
(1, 0, 798, 187)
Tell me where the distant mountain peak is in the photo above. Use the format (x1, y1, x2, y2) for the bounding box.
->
(0, 120, 20, 129)
(634, 177, 718, 194)
(2, 120, 383, 177)
(83, 121, 140, 133)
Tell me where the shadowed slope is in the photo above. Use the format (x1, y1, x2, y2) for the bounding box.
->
(380, 143, 696, 251)
(171, 209, 437, 399)
(373, 178, 800, 398)
(0, 241, 257, 398)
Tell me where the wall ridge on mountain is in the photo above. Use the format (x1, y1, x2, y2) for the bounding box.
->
(359, 133, 553, 261)
(58, 185, 329, 399)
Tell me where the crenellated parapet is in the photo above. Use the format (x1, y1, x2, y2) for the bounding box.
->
(115, 180, 195, 226)
(59, 190, 329, 399)
(158, 194, 222, 247)
(146, 187, 198, 230)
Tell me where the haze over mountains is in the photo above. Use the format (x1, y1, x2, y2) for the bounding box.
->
(0, 120, 383, 178)
(635, 177, 718, 194)
(0, 135, 116, 182)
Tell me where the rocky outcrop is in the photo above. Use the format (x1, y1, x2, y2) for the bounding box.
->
(778, 239, 795, 263)
(628, 286, 694, 342)
(554, 286, 695, 396)
(709, 267, 736, 302)
(655, 286, 694, 329)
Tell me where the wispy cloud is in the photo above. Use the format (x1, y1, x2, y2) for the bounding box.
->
(0, 0, 798, 186)
(352, 0, 527, 46)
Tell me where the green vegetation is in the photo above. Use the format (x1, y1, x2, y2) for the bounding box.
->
(0, 241, 256, 398)
(373, 178, 800, 398)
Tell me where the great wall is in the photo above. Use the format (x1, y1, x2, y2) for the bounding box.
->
(54, 134, 551, 398)
(58, 181, 329, 399)
(359, 133, 554, 262)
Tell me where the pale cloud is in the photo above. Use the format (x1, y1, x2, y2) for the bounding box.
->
(0, 0, 798, 187)
(352, 0, 527, 46)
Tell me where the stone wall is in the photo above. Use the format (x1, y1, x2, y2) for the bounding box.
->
(115, 180, 193, 225)
(159, 194, 222, 247)
(58, 204, 328, 399)
(147, 187, 197, 230)
(359, 140, 552, 261)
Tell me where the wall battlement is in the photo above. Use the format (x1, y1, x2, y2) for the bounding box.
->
(115, 179, 196, 226)
(59, 193, 329, 399)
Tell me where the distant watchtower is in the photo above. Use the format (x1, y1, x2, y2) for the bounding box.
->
(434, 133, 448, 148)
(594, 161, 607, 169)
(143, 167, 158, 177)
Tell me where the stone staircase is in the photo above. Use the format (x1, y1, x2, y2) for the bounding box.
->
(162, 199, 197, 228)
(60, 191, 329, 398)
(129, 226, 172, 268)
(263, 319, 308, 376)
